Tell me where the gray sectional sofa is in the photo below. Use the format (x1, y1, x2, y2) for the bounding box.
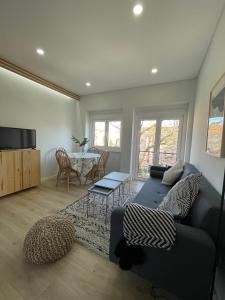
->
(109, 163, 223, 300)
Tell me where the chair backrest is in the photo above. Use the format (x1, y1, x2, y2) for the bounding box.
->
(99, 151, 110, 168)
(87, 147, 103, 154)
(55, 148, 72, 171)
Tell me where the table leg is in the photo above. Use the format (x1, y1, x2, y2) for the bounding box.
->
(122, 183, 125, 204)
(105, 195, 108, 224)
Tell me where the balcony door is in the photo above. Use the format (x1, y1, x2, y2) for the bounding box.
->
(136, 118, 182, 178)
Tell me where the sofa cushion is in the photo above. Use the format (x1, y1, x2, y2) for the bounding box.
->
(180, 163, 197, 179)
(162, 160, 183, 186)
(159, 173, 201, 218)
(134, 177, 170, 208)
(186, 176, 222, 242)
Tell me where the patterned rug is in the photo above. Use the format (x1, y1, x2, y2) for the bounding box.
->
(59, 191, 136, 257)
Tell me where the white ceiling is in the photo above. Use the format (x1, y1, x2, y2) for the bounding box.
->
(0, 0, 225, 96)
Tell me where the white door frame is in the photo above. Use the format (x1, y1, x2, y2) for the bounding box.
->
(131, 109, 187, 179)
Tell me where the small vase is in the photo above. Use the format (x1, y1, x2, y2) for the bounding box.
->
(81, 147, 85, 155)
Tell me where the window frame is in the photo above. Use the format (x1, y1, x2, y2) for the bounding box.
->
(90, 118, 122, 152)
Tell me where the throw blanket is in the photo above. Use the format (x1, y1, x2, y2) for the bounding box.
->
(123, 203, 176, 250)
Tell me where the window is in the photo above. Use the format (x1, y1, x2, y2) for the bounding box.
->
(94, 121, 105, 146)
(92, 120, 121, 149)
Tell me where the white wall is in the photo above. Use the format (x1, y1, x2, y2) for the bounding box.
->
(80, 79, 196, 174)
(190, 7, 225, 300)
(190, 7, 225, 193)
(0, 67, 81, 179)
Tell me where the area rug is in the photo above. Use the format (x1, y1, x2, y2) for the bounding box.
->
(59, 191, 136, 257)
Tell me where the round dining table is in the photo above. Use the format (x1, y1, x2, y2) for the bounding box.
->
(68, 152, 101, 182)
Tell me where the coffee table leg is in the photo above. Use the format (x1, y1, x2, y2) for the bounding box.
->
(122, 183, 125, 203)
(105, 195, 108, 224)
(87, 192, 96, 218)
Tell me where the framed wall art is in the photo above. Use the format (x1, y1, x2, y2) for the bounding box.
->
(206, 72, 225, 157)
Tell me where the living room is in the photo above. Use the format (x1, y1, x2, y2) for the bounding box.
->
(0, 1, 225, 300)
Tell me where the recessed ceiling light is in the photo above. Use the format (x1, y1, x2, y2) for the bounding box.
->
(151, 68, 158, 74)
(85, 82, 91, 87)
(133, 4, 143, 16)
(36, 48, 45, 55)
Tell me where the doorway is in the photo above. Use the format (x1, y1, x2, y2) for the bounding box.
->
(135, 117, 183, 178)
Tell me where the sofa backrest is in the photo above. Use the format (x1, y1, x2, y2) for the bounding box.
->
(180, 163, 196, 180)
(183, 163, 221, 243)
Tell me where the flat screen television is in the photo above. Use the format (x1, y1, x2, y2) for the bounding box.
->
(0, 127, 36, 150)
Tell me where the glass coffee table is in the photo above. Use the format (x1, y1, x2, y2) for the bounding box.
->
(103, 172, 131, 196)
(88, 178, 122, 223)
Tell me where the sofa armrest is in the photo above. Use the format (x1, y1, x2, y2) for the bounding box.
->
(146, 223, 216, 300)
(109, 207, 215, 300)
(109, 206, 125, 261)
(149, 165, 170, 178)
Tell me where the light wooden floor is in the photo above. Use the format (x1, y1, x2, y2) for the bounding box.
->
(0, 178, 162, 300)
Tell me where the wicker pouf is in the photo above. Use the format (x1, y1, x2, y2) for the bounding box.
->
(23, 215, 75, 264)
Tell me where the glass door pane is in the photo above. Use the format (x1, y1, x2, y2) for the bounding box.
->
(138, 120, 157, 178)
(159, 119, 180, 166)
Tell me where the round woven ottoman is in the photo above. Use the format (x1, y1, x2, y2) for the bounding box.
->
(23, 215, 75, 264)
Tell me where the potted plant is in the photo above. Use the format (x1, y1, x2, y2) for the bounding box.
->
(72, 136, 89, 154)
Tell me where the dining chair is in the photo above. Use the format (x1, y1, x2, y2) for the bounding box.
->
(85, 150, 110, 183)
(55, 148, 81, 191)
(101, 150, 110, 175)
(87, 146, 103, 154)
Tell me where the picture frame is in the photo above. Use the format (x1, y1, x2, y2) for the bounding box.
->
(206, 72, 225, 157)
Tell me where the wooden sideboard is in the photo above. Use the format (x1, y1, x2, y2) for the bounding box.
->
(0, 149, 40, 197)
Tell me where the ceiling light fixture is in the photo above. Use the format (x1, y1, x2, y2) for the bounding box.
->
(36, 48, 45, 55)
(85, 82, 91, 87)
(151, 68, 158, 74)
(133, 4, 143, 16)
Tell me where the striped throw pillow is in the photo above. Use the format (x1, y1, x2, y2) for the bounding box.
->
(158, 173, 201, 218)
(123, 203, 176, 250)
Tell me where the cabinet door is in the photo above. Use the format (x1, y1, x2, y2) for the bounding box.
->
(0, 152, 15, 196)
(22, 150, 40, 189)
(14, 151, 23, 192)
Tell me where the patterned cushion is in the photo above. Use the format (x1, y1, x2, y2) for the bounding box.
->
(159, 173, 201, 218)
(123, 203, 176, 250)
(162, 160, 183, 186)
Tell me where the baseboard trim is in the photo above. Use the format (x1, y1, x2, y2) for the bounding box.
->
(41, 175, 57, 182)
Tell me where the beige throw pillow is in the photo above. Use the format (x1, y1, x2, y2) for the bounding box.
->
(162, 160, 183, 186)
